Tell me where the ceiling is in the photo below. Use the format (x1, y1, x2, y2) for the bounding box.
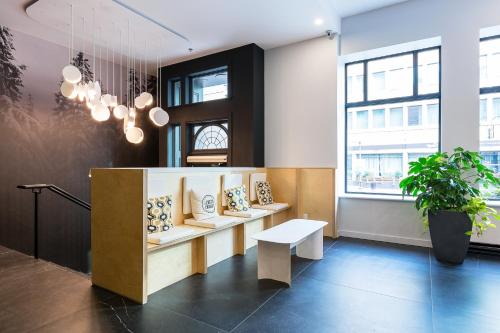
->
(1, 0, 408, 65)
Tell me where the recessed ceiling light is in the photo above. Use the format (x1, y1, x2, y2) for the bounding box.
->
(314, 18, 324, 26)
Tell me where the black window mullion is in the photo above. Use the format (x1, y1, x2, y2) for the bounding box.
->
(363, 61, 368, 102)
(413, 51, 419, 96)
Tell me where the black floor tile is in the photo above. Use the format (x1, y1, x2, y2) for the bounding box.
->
(146, 246, 286, 331)
(302, 247, 431, 303)
(234, 275, 433, 333)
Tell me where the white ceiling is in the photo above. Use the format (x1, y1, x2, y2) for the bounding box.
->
(1, 0, 408, 65)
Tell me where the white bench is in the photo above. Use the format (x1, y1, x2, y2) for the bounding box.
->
(251, 219, 327, 285)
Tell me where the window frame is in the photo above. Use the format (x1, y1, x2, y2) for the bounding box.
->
(190, 120, 229, 155)
(188, 66, 229, 104)
(168, 78, 183, 108)
(479, 35, 500, 200)
(344, 46, 442, 196)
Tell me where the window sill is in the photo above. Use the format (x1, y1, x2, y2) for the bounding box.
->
(339, 193, 415, 202)
(339, 194, 500, 208)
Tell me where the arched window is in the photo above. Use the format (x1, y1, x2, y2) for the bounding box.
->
(193, 122, 228, 151)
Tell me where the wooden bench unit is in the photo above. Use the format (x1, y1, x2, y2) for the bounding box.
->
(91, 167, 335, 304)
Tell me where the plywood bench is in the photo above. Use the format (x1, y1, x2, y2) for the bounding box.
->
(252, 219, 327, 286)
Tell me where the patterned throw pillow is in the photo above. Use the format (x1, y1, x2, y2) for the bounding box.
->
(224, 185, 250, 212)
(255, 181, 274, 206)
(146, 195, 174, 233)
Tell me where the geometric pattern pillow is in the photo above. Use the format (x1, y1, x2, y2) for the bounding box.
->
(255, 181, 274, 206)
(146, 195, 174, 233)
(224, 185, 250, 212)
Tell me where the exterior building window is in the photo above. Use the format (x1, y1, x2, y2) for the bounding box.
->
(190, 66, 228, 103)
(192, 122, 229, 151)
(480, 36, 500, 198)
(167, 124, 182, 167)
(168, 79, 182, 107)
(345, 47, 441, 195)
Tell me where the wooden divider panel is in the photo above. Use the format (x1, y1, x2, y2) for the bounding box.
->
(91, 169, 147, 304)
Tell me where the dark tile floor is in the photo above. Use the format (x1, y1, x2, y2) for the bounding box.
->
(1, 238, 500, 333)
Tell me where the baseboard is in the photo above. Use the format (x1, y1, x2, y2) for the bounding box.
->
(338, 230, 432, 248)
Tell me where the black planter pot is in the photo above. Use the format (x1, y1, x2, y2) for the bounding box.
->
(428, 211, 472, 264)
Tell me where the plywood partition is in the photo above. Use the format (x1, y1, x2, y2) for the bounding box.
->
(297, 169, 336, 237)
(91, 168, 147, 304)
(267, 168, 336, 237)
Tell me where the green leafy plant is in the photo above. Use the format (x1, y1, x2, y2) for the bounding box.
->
(399, 147, 500, 236)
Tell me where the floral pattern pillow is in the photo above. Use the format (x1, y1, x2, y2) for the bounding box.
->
(225, 185, 250, 212)
(255, 181, 274, 206)
(146, 195, 174, 233)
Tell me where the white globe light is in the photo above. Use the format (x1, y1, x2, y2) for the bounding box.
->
(101, 94, 113, 107)
(77, 84, 86, 101)
(125, 126, 144, 144)
(86, 82, 97, 100)
(149, 107, 169, 127)
(113, 105, 128, 119)
(135, 96, 146, 109)
(62, 64, 82, 84)
(86, 97, 97, 109)
(110, 95, 118, 107)
(143, 92, 153, 106)
(91, 101, 110, 122)
(60, 81, 76, 98)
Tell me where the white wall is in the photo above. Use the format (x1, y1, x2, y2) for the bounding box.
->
(265, 37, 337, 167)
(338, 0, 500, 245)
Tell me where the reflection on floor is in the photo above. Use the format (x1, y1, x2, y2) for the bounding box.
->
(1, 238, 500, 332)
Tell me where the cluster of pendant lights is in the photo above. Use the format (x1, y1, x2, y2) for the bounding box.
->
(59, 5, 169, 144)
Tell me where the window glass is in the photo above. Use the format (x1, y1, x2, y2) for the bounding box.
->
(493, 98, 500, 118)
(191, 67, 228, 103)
(167, 124, 182, 167)
(346, 63, 364, 103)
(426, 104, 439, 125)
(347, 112, 353, 130)
(480, 99, 488, 122)
(372, 109, 385, 128)
(193, 122, 228, 150)
(408, 105, 422, 126)
(356, 110, 368, 129)
(389, 107, 403, 127)
(367, 54, 413, 100)
(480, 38, 500, 88)
(418, 49, 440, 94)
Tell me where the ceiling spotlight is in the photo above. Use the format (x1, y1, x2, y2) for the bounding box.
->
(314, 18, 324, 26)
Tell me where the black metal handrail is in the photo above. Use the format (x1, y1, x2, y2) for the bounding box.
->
(17, 184, 91, 259)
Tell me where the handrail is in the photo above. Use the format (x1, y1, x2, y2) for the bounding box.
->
(17, 184, 91, 210)
(17, 184, 91, 259)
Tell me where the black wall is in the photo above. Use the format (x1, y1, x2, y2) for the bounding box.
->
(159, 44, 264, 167)
(0, 26, 158, 273)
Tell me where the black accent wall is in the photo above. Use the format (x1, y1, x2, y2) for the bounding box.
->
(159, 44, 264, 167)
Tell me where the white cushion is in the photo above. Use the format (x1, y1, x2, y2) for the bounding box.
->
(190, 190, 218, 221)
(147, 228, 196, 245)
(250, 173, 267, 201)
(222, 174, 243, 206)
(184, 215, 240, 229)
(251, 203, 289, 211)
(183, 175, 219, 214)
(223, 208, 268, 218)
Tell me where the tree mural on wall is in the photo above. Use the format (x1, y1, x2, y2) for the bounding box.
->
(126, 68, 157, 107)
(0, 26, 26, 103)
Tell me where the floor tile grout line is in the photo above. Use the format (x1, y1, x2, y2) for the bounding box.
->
(301, 272, 432, 305)
(229, 239, 340, 332)
(229, 287, 284, 333)
(158, 306, 230, 333)
(429, 248, 436, 333)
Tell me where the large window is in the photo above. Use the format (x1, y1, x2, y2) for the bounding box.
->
(190, 66, 228, 103)
(480, 36, 500, 198)
(345, 47, 441, 194)
(192, 122, 229, 152)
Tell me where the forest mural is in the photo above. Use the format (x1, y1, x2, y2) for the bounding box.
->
(0, 25, 158, 272)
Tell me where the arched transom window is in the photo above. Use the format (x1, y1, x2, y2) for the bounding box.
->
(193, 122, 228, 151)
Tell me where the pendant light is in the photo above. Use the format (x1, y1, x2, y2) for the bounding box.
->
(62, 4, 82, 84)
(149, 53, 169, 127)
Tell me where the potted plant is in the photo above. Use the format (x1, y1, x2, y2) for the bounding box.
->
(400, 147, 500, 264)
